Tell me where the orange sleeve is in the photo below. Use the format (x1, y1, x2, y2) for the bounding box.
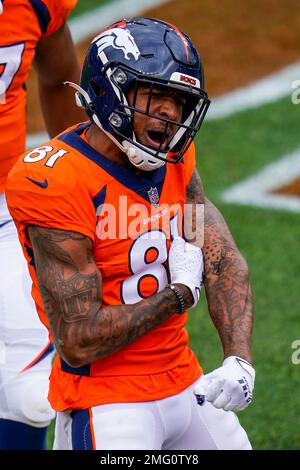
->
(43, 0, 77, 36)
(183, 141, 197, 187)
(5, 147, 96, 242)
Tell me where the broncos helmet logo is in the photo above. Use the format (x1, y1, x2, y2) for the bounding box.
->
(94, 28, 141, 61)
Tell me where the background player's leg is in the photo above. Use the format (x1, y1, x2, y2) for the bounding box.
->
(0, 419, 48, 450)
(0, 204, 55, 449)
(0, 353, 55, 450)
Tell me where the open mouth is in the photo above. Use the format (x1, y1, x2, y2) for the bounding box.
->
(146, 129, 171, 151)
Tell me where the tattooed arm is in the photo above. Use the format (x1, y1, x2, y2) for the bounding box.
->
(186, 168, 253, 363)
(28, 226, 193, 367)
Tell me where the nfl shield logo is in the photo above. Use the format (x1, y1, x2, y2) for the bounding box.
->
(147, 187, 159, 207)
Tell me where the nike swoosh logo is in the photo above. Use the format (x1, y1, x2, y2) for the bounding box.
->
(25, 176, 48, 189)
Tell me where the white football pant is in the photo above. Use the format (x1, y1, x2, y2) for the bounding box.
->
(0, 193, 55, 427)
(54, 379, 251, 450)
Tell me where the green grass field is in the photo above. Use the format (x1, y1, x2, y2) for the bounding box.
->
(46, 1, 300, 450)
(70, 0, 113, 18)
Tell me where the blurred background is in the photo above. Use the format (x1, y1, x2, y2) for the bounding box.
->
(26, 0, 300, 450)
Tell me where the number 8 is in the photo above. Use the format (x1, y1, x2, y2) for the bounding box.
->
(121, 216, 179, 304)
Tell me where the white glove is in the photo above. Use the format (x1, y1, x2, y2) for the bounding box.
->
(168, 236, 204, 307)
(194, 356, 255, 412)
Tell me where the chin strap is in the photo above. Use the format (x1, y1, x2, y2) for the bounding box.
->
(122, 141, 165, 171)
(64, 81, 166, 172)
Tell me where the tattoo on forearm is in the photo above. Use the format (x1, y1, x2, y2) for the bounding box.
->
(28, 226, 184, 365)
(58, 272, 100, 323)
(186, 169, 253, 362)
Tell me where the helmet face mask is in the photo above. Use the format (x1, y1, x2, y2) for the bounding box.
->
(76, 17, 210, 170)
(111, 69, 210, 164)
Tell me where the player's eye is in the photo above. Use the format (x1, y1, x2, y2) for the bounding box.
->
(177, 96, 187, 107)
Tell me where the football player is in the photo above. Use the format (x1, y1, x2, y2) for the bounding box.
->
(6, 18, 255, 449)
(0, 0, 85, 450)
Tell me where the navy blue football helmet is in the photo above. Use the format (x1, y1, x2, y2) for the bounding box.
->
(68, 17, 210, 171)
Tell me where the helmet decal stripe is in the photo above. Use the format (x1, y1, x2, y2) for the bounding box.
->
(98, 50, 108, 65)
(164, 20, 189, 61)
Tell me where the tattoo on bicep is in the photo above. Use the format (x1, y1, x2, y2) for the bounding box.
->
(202, 200, 237, 275)
(28, 226, 100, 330)
(29, 226, 85, 265)
(186, 169, 205, 204)
(201, 202, 253, 360)
(87, 246, 95, 264)
(210, 247, 227, 275)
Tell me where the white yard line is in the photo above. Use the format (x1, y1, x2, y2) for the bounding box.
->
(206, 61, 300, 121)
(221, 149, 300, 213)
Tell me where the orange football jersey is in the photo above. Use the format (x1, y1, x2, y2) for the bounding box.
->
(6, 123, 203, 411)
(0, 0, 77, 193)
